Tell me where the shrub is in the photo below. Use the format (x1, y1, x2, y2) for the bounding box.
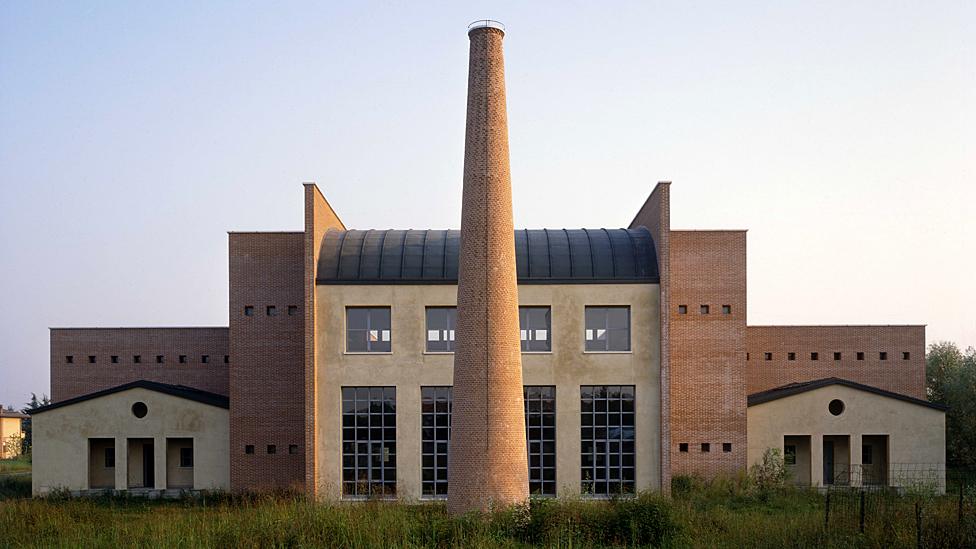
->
(749, 447, 788, 496)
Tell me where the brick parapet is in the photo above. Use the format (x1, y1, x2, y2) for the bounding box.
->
(50, 327, 229, 402)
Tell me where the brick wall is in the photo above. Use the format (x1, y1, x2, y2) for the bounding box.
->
(229, 232, 305, 491)
(746, 325, 926, 399)
(303, 184, 345, 495)
(50, 327, 229, 402)
(628, 181, 671, 493)
(669, 231, 748, 477)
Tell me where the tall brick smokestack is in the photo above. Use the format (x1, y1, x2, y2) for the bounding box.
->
(447, 20, 529, 515)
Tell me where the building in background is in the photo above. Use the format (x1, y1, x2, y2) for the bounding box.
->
(1, 409, 28, 459)
(30, 23, 943, 497)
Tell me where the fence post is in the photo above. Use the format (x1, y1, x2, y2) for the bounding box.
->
(859, 490, 865, 533)
(915, 501, 922, 549)
(824, 491, 830, 531)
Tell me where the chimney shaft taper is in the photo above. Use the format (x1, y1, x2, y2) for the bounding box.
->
(447, 22, 529, 515)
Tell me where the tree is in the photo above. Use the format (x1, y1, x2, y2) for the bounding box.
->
(926, 342, 976, 469)
(19, 393, 50, 456)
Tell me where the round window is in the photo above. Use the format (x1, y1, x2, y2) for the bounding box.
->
(132, 401, 148, 418)
(828, 399, 845, 416)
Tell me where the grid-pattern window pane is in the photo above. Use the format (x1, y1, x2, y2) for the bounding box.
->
(346, 307, 392, 352)
(341, 386, 397, 497)
(520, 307, 552, 352)
(421, 386, 452, 497)
(580, 385, 635, 496)
(584, 307, 630, 352)
(525, 386, 556, 496)
(425, 308, 457, 352)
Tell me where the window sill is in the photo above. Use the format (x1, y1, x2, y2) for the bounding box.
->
(343, 352, 394, 356)
(422, 351, 455, 355)
(522, 351, 553, 355)
(582, 350, 633, 355)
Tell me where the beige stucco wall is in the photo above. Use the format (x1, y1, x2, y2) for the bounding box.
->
(1, 417, 24, 458)
(315, 283, 661, 500)
(32, 388, 229, 495)
(747, 384, 945, 489)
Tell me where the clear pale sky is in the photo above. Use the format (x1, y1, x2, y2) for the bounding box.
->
(1, 2, 973, 407)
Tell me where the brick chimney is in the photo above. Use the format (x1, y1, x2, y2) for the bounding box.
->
(447, 20, 529, 515)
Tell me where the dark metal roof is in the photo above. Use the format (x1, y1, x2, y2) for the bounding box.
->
(0, 409, 28, 419)
(30, 380, 230, 414)
(747, 378, 947, 411)
(316, 228, 659, 284)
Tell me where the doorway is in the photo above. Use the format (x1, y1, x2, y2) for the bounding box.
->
(784, 435, 811, 486)
(127, 438, 155, 488)
(862, 435, 889, 486)
(823, 435, 851, 485)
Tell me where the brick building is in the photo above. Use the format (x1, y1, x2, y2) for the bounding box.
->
(32, 21, 943, 498)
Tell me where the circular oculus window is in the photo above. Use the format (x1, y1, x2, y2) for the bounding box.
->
(828, 399, 845, 416)
(131, 401, 148, 418)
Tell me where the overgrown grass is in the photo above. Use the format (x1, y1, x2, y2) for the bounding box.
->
(0, 455, 31, 474)
(0, 475, 973, 548)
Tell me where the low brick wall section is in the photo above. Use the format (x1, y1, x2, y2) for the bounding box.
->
(50, 327, 229, 401)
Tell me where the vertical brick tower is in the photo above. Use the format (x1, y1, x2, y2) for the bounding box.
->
(447, 20, 529, 515)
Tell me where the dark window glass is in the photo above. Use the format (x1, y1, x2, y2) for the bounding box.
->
(784, 445, 797, 465)
(520, 307, 552, 352)
(180, 447, 193, 467)
(856, 352, 865, 361)
(425, 308, 456, 353)
(701, 443, 710, 453)
(245, 445, 254, 454)
(133, 355, 142, 364)
(267, 445, 276, 455)
(341, 386, 396, 497)
(679, 443, 688, 452)
(525, 385, 556, 496)
(879, 352, 887, 361)
(88, 356, 96, 364)
(764, 353, 772, 361)
(723, 443, 732, 453)
(788, 352, 796, 361)
(862, 444, 873, 465)
(266, 305, 276, 316)
(179, 355, 187, 364)
(421, 386, 451, 498)
(346, 307, 392, 353)
(585, 307, 630, 352)
(288, 305, 298, 316)
(828, 399, 845, 416)
(903, 352, 911, 360)
(834, 352, 842, 361)
(580, 385, 635, 497)
(244, 306, 254, 316)
(700, 305, 710, 314)
(677, 305, 687, 314)
(289, 444, 298, 455)
(131, 402, 148, 418)
(105, 447, 115, 468)
(224, 355, 230, 364)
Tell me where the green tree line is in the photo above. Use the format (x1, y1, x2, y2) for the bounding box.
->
(926, 341, 976, 469)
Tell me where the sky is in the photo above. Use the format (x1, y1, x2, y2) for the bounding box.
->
(1, 2, 973, 407)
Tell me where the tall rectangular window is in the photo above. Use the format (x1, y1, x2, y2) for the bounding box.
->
(584, 306, 630, 352)
(346, 307, 392, 353)
(421, 386, 451, 498)
(104, 447, 115, 468)
(580, 385, 635, 497)
(180, 447, 193, 467)
(341, 387, 396, 497)
(425, 308, 456, 353)
(519, 307, 552, 352)
(525, 386, 556, 496)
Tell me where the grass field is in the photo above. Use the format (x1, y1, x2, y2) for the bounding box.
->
(1, 468, 974, 548)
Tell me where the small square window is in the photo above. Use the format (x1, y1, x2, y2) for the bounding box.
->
(133, 355, 142, 364)
(179, 355, 187, 364)
(289, 444, 299, 455)
(156, 355, 165, 364)
(224, 355, 230, 364)
(267, 444, 277, 455)
(678, 305, 687, 315)
(722, 305, 731, 315)
(266, 306, 277, 316)
(110, 355, 119, 364)
(244, 306, 254, 316)
(679, 443, 689, 452)
(700, 305, 710, 314)
(903, 352, 911, 360)
(65, 355, 73, 364)
(856, 352, 865, 361)
(88, 355, 96, 364)
(722, 443, 732, 453)
(811, 352, 819, 361)
(788, 352, 796, 361)
(701, 443, 710, 453)
(201, 355, 209, 364)
(179, 447, 193, 468)
(288, 305, 298, 316)
(245, 445, 254, 454)
(764, 352, 772, 361)
(879, 352, 888, 361)
(834, 352, 842, 361)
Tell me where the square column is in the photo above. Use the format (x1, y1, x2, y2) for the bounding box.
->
(114, 436, 127, 491)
